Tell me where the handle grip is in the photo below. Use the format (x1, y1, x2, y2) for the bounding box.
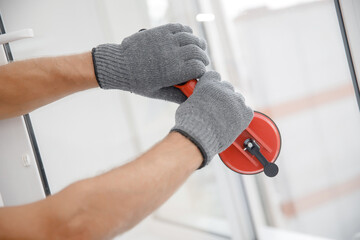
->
(0, 29, 34, 45)
(175, 79, 197, 97)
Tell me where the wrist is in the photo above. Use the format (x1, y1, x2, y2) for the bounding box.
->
(57, 52, 98, 90)
(171, 129, 208, 169)
(78, 52, 98, 89)
(167, 131, 203, 171)
(172, 111, 219, 168)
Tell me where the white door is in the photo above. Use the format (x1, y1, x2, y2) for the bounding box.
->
(0, 15, 48, 206)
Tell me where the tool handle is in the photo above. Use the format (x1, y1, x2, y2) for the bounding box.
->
(175, 79, 197, 97)
(244, 139, 279, 177)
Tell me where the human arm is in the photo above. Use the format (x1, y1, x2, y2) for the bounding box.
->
(0, 132, 202, 240)
(0, 52, 98, 119)
(0, 23, 209, 120)
(0, 69, 253, 239)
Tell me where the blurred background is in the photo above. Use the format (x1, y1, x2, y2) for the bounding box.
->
(0, 0, 360, 239)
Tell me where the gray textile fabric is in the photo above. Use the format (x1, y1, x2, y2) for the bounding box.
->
(92, 23, 209, 103)
(172, 71, 254, 168)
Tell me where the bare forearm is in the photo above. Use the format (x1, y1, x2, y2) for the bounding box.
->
(0, 52, 98, 119)
(0, 132, 202, 239)
(49, 132, 202, 239)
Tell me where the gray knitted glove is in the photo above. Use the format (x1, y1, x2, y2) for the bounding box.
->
(172, 71, 254, 168)
(92, 23, 209, 103)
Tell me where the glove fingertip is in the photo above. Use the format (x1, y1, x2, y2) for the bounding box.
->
(199, 71, 221, 84)
(199, 38, 207, 51)
(183, 25, 193, 33)
(222, 81, 235, 91)
(183, 59, 206, 79)
(167, 23, 193, 34)
(245, 106, 255, 123)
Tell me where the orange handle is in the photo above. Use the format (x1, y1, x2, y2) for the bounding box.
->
(175, 79, 197, 97)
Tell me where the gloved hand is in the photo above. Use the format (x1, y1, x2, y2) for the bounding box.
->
(172, 71, 254, 168)
(92, 23, 209, 103)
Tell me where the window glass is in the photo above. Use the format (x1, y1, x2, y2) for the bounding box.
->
(219, 0, 360, 239)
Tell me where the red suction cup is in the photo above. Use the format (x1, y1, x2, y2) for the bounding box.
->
(219, 111, 281, 176)
(176, 80, 281, 177)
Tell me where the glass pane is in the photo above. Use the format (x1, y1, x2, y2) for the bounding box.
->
(336, 0, 360, 109)
(218, 0, 360, 239)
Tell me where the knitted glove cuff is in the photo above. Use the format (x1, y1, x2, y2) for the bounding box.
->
(92, 44, 132, 91)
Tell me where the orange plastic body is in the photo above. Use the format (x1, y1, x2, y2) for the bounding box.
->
(176, 79, 197, 97)
(175, 80, 281, 175)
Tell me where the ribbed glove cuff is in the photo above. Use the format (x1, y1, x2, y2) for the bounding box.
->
(92, 44, 132, 91)
(171, 114, 219, 169)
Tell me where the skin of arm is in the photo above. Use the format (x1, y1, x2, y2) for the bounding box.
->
(0, 51, 203, 238)
(0, 132, 202, 240)
(0, 52, 98, 119)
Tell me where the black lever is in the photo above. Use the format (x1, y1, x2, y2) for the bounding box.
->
(244, 139, 279, 177)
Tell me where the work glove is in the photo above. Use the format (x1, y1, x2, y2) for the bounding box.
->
(172, 71, 254, 168)
(92, 23, 209, 103)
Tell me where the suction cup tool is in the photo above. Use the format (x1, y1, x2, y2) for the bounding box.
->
(176, 80, 282, 177)
(219, 111, 281, 177)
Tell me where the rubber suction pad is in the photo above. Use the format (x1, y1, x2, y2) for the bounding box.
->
(219, 112, 281, 175)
